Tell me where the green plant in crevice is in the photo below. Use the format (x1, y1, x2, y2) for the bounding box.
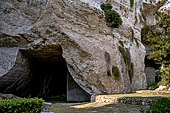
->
(118, 40, 124, 47)
(101, 3, 112, 12)
(118, 46, 128, 65)
(130, 28, 140, 47)
(107, 69, 112, 76)
(141, 25, 153, 44)
(134, 38, 139, 47)
(130, 0, 134, 8)
(135, 15, 138, 24)
(130, 28, 135, 41)
(100, 3, 122, 28)
(140, 8, 146, 22)
(112, 65, 120, 80)
(148, 82, 159, 90)
(155, 14, 159, 21)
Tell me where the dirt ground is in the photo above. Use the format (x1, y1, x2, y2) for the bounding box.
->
(50, 90, 170, 113)
(50, 102, 149, 113)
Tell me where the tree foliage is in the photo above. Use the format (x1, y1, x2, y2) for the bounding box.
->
(147, 12, 170, 85)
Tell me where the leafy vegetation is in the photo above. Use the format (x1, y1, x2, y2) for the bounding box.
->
(118, 40, 124, 47)
(130, 0, 134, 8)
(140, 8, 146, 22)
(130, 28, 135, 41)
(101, 3, 122, 28)
(148, 82, 159, 90)
(112, 66, 120, 80)
(107, 69, 112, 76)
(0, 98, 44, 113)
(140, 98, 170, 113)
(146, 12, 170, 86)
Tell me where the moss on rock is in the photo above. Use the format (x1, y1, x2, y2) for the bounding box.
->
(130, 0, 134, 8)
(112, 65, 120, 80)
(118, 45, 133, 83)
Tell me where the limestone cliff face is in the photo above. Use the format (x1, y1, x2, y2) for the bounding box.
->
(0, 0, 147, 96)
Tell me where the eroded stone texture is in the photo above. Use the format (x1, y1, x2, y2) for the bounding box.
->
(0, 47, 18, 77)
(0, 48, 30, 96)
(0, 0, 147, 98)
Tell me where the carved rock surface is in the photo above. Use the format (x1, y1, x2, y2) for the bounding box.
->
(0, 0, 147, 96)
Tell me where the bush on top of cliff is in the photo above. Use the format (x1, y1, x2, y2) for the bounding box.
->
(0, 98, 44, 113)
(100, 3, 122, 28)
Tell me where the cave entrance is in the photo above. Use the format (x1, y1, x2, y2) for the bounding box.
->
(144, 55, 161, 86)
(29, 57, 67, 101)
(19, 45, 90, 102)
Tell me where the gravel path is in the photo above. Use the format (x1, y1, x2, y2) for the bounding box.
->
(50, 102, 149, 113)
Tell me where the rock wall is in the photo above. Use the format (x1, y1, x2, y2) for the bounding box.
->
(0, 47, 18, 77)
(0, 48, 30, 95)
(0, 0, 147, 97)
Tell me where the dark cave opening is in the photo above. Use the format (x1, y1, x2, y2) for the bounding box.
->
(0, 46, 90, 102)
(144, 55, 162, 85)
(28, 57, 68, 101)
(145, 56, 161, 69)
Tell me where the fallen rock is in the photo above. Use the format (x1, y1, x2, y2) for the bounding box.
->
(155, 85, 169, 91)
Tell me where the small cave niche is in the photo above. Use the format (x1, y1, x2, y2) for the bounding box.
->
(144, 56, 161, 85)
(145, 55, 161, 69)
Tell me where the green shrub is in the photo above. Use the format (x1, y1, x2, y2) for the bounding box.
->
(0, 98, 44, 113)
(107, 69, 112, 76)
(118, 40, 124, 47)
(148, 82, 159, 90)
(130, 28, 134, 41)
(130, 0, 134, 8)
(101, 3, 112, 12)
(140, 98, 170, 113)
(112, 66, 120, 80)
(100, 3, 122, 28)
